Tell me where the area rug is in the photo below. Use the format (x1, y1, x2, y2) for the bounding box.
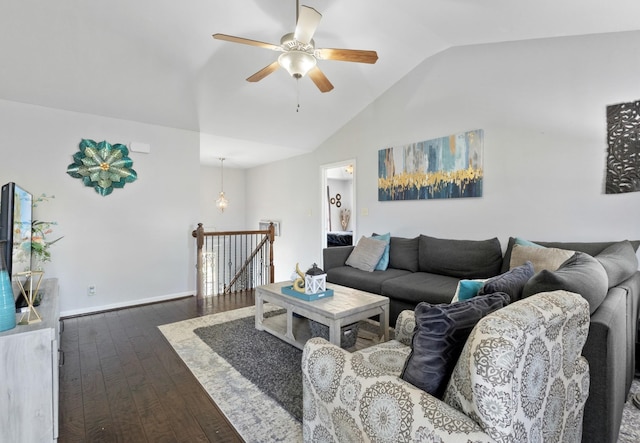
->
(193, 309, 304, 421)
(159, 306, 640, 443)
(158, 305, 302, 442)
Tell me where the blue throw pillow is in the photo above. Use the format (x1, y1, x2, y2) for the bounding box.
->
(401, 292, 510, 399)
(478, 261, 534, 302)
(515, 237, 544, 248)
(371, 232, 391, 271)
(453, 279, 485, 302)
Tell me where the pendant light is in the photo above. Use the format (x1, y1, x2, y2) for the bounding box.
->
(216, 157, 228, 212)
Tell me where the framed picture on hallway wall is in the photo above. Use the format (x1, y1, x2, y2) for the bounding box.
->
(259, 220, 280, 236)
(378, 129, 484, 201)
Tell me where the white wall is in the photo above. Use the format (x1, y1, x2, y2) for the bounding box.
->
(245, 31, 640, 281)
(199, 164, 246, 231)
(0, 99, 200, 315)
(245, 154, 321, 279)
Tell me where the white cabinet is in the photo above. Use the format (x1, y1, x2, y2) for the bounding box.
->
(0, 279, 60, 443)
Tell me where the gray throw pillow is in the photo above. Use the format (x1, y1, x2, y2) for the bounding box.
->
(522, 252, 608, 314)
(595, 240, 639, 288)
(418, 235, 503, 278)
(400, 292, 510, 399)
(479, 261, 534, 302)
(345, 236, 387, 272)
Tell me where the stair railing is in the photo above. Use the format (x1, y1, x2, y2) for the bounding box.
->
(192, 223, 275, 299)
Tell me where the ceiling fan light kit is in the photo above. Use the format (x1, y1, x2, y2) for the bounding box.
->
(212, 1, 378, 93)
(278, 51, 317, 78)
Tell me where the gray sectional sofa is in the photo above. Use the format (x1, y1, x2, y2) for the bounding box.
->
(323, 235, 640, 443)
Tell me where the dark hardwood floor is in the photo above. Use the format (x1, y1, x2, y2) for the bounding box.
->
(58, 292, 255, 443)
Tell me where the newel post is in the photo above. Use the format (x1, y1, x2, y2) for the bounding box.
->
(192, 223, 205, 299)
(268, 222, 275, 283)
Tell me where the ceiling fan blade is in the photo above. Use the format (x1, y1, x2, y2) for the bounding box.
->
(246, 61, 280, 82)
(213, 33, 282, 51)
(294, 6, 322, 44)
(316, 48, 378, 64)
(308, 66, 334, 93)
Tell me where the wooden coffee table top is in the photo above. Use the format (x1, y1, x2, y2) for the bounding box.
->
(257, 281, 389, 320)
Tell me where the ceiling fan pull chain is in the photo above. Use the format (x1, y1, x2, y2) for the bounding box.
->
(296, 78, 301, 112)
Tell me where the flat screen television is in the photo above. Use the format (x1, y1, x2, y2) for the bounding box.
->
(0, 182, 33, 280)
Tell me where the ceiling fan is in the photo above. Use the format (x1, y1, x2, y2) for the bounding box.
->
(212, 0, 378, 93)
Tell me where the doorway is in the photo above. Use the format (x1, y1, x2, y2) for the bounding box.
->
(321, 160, 356, 249)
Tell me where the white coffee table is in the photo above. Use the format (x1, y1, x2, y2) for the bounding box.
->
(255, 281, 390, 350)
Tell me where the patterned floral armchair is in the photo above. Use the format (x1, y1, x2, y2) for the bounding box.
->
(301, 290, 590, 442)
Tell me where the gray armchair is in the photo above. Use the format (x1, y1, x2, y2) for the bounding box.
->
(302, 290, 590, 442)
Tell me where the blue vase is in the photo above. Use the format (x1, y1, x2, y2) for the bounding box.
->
(0, 270, 16, 332)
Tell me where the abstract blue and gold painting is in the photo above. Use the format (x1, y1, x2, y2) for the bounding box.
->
(378, 129, 484, 201)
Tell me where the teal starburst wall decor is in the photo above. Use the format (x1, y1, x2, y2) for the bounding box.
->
(66, 139, 138, 196)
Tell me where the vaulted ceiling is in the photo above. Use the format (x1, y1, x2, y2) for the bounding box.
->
(2, 1, 639, 168)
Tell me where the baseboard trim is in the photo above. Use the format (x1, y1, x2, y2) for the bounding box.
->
(60, 291, 194, 318)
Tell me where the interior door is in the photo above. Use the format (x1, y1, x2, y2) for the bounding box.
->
(321, 160, 356, 250)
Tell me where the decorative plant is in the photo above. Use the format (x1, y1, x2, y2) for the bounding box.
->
(30, 194, 63, 267)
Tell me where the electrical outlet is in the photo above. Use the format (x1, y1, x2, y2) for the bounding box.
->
(88, 285, 96, 296)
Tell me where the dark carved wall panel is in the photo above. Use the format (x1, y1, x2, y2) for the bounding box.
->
(606, 100, 640, 194)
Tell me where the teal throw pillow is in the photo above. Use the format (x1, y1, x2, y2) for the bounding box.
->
(371, 232, 391, 271)
(453, 279, 485, 302)
(515, 237, 544, 248)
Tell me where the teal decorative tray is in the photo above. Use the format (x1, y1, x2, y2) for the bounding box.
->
(281, 285, 334, 301)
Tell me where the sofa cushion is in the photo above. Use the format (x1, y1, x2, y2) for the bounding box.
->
(323, 245, 354, 271)
(371, 232, 391, 271)
(401, 292, 510, 398)
(479, 261, 534, 302)
(326, 266, 410, 295)
(388, 236, 420, 272)
(345, 236, 387, 272)
(535, 240, 640, 255)
(594, 240, 639, 288)
(509, 244, 573, 273)
(522, 252, 608, 314)
(418, 235, 503, 278)
(381, 272, 461, 305)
